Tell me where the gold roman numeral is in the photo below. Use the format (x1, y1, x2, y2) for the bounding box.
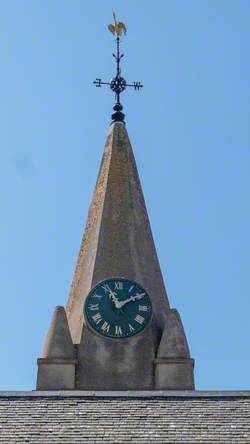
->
(114, 281, 123, 290)
(134, 314, 145, 325)
(89, 304, 99, 311)
(128, 324, 135, 333)
(92, 313, 102, 324)
(115, 325, 123, 336)
(101, 321, 110, 333)
(102, 284, 110, 293)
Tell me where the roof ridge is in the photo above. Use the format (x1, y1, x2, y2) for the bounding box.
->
(1, 390, 250, 398)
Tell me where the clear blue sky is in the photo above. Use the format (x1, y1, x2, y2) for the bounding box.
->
(1, 0, 250, 391)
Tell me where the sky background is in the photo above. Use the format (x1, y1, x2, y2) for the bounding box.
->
(1, 0, 250, 391)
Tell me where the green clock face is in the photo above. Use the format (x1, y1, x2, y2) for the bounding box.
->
(84, 278, 153, 339)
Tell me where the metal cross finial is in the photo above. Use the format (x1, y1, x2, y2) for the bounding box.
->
(93, 13, 143, 124)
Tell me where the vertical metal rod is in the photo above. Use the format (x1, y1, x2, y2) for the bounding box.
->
(116, 37, 120, 104)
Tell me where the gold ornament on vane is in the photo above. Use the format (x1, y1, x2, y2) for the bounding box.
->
(108, 12, 127, 37)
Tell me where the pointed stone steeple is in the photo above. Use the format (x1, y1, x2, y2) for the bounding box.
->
(36, 16, 194, 390)
(36, 121, 194, 390)
(57, 121, 194, 391)
(67, 122, 170, 344)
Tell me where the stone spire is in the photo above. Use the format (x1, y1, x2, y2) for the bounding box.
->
(66, 122, 170, 344)
(62, 121, 194, 390)
(36, 15, 194, 391)
(37, 120, 194, 390)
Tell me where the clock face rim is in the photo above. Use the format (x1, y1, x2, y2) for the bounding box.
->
(84, 277, 153, 340)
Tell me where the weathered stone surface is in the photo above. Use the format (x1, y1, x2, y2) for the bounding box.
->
(155, 309, 194, 389)
(155, 358, 195, 389)
(36, 360, 77, 390)
(78, 323, 159, 390)
(66, 122, 170, 344)
(42, 306, 75, 359)
(36, 306, 76, 390)
(157, 309, 191, 359)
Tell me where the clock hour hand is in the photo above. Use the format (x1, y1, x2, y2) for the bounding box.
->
(117, 293, 145, 309)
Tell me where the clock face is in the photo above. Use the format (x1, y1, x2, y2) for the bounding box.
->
(84, 278, 153, 339)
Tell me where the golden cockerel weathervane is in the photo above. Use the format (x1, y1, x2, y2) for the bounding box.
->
(108, 12, 127, 37)
(93, 13, 143, 124)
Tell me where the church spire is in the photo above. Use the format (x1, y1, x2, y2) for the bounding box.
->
(66, 121, 170, 345)
(93, 13, 143, 124)
(37, 16, 194, 391)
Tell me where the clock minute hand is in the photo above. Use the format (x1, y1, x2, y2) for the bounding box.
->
(118, 293, 146, 309)
(106, 286, 120, 309)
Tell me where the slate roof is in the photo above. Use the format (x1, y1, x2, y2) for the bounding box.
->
(0, 391, 250, 443)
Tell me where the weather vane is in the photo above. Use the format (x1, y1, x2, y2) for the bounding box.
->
(93, 12, 143, 124)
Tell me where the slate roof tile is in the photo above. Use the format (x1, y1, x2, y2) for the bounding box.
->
(0, 393, 249, 443)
